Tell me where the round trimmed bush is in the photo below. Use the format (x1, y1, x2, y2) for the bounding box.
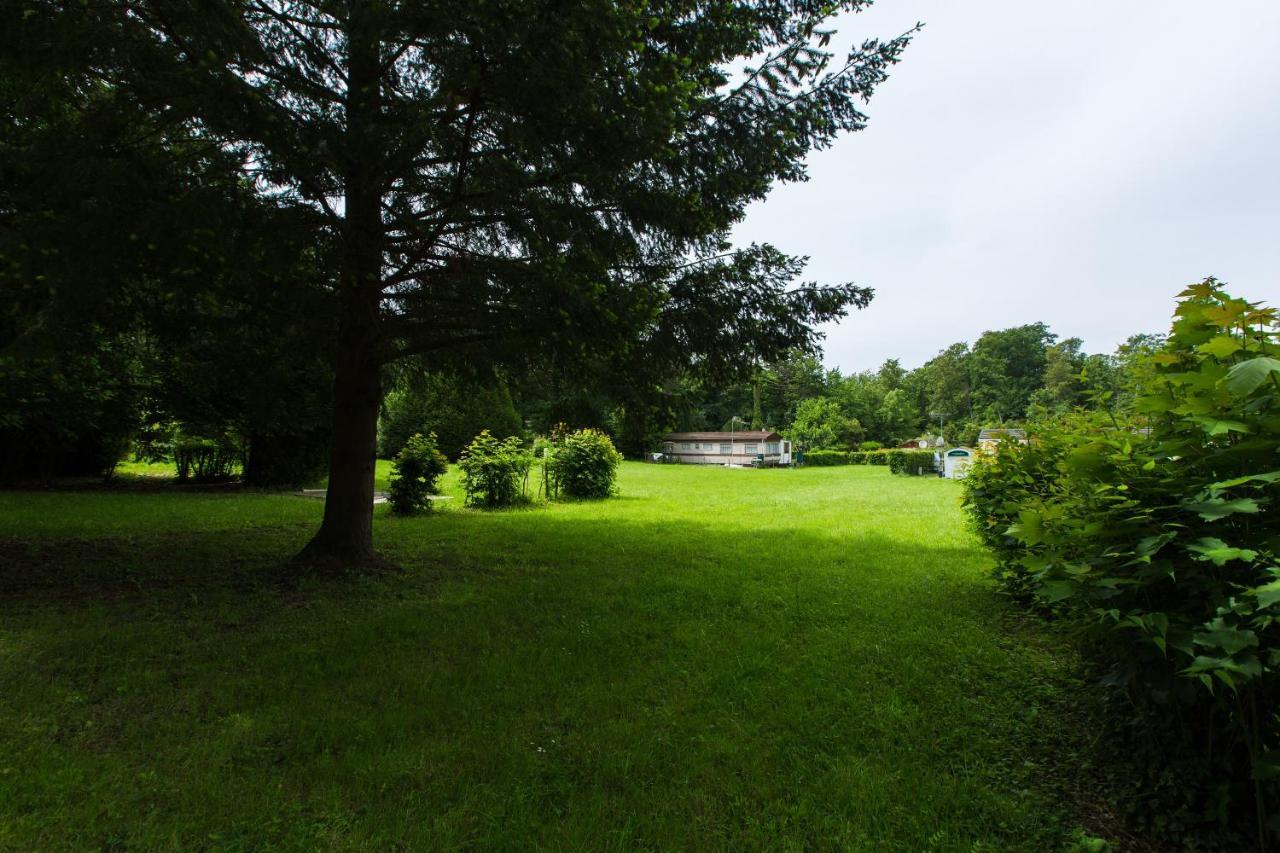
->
(546, 428, 622, 499)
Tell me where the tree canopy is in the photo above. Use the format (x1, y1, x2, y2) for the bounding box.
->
(9, 0, 915, 562)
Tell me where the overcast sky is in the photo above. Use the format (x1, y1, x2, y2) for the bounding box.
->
(733, 0, 1280, 373)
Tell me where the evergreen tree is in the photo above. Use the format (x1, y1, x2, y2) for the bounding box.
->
(2, 6, 332, 484)
(53, 0, 912, 563)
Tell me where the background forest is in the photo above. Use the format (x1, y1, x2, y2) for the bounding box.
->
(5, 302, 1166, 481)
(384, 321, 1166, 462)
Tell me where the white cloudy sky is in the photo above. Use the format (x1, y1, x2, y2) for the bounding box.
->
(733, 0, 1280, 372)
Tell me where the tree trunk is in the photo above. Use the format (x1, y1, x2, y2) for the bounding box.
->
(295, 282, 382, 566)
(295, 9, 384, 567)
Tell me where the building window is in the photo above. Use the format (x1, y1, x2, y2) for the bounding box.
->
(745, 444, 758, 454)
(719, 443, 731, 454)
(766, 442, 779, 454)
(681, 442, 691, 450)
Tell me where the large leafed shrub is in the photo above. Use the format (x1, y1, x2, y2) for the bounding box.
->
(545, 428, 622, 499)
(963, 280, 1279, 846)
(387, 432, 448, 515)
(457, 430, 533, 508)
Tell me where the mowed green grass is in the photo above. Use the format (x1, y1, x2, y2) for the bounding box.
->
(0, 463, 1085, 849)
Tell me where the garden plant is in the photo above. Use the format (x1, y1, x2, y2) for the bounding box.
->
(457, 430, 534, 509)
(544, 428, 623, 500)
(964, 279, 1279, 847)
(386, 432, 448, 515)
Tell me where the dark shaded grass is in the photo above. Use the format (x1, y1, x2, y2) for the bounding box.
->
(1, 465, 1093, 849)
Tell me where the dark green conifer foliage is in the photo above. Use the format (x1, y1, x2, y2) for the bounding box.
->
(17, 1, 913, 561)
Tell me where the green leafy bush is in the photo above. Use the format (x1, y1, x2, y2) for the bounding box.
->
(243, 428, 329, 488)
(888, 450, 936, 476)
(803, 450, 850, 466)
(962, 280, 1279, 846)
(961, 430, 1067, 602)
(378, 373, 522, 460)
(848, 451, 867, 464)
(172, 432, 243, 482)
(865, 450, 890, 466)
(545, 428, 622, 499)
(859, 441, 883, 452)
(0, 335, 145, 482)
(387, 432, 448, 515)
(457, 430, 533, 508)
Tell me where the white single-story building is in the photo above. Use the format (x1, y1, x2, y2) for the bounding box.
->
(662, 430, 792, 466)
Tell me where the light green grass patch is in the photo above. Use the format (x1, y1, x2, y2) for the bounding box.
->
(0, 463, 1087, 849)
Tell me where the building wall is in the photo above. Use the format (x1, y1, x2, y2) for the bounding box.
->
(662, 440, 787, 465)
(669, 453, 783, 465)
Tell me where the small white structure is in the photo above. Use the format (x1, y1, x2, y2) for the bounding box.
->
(661, 430, 792, 466)
(943, 447, 975, 479)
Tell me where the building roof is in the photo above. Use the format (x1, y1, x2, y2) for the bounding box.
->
(664, 430, 782, 442)
(977, 428, 1027, 441)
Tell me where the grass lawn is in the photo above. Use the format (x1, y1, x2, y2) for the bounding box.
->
(0, 463, 1093, 849)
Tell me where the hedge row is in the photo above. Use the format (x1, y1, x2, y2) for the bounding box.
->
(887, 450, 937, 476)
(802, 450, 853, 466)
(803, 449, 902, 467)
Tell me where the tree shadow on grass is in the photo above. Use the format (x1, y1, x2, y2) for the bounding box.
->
(0, 497, 1109, 850)
(1, 501, 998, 629)
(1, 533, 294, 605)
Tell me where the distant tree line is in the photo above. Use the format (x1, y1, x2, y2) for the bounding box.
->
(479, 323, 1162, 457)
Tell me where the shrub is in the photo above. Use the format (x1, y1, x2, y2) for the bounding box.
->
(848, 451, 867, 464)
(387, 432, 449, 515)
(1, 339, 144, 482)
(378, 374, 522, 460)
(172, 432, 243, 482)
(961, 430, 1067, 602)
(888, 450, 936, 476)
(457, 430, 533, 508)
(803, 450, 850, 466)
(962, 280, 1280, 847)
(545, 428, 622, 499)
(865, 449, 890, 465)
(859, 440, 883, 452)
(243, 428, 329, 488)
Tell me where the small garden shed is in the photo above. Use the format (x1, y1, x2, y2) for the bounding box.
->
(943, 447, 974, 479)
